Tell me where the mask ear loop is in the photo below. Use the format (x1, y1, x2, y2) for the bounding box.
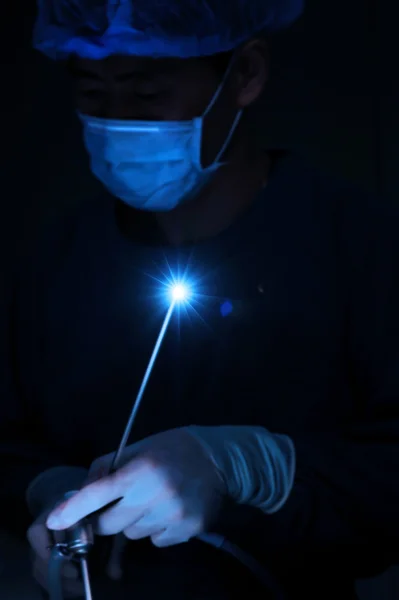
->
(213, 109, 243, 164)
(202, 54, 244, 165)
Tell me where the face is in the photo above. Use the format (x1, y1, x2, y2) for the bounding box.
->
(68, 40, 268, 166)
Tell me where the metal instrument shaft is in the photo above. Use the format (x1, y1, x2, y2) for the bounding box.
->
(110, 301, 176, 471)
(80, 557, 93, 600)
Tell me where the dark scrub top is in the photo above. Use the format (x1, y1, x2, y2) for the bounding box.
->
(2, 152, 399, 599)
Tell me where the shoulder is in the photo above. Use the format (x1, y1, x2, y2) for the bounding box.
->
(17, 194, 114, 283)
(274, 152, 397, 234)
(277, 153, 372, 205)
(267, 152, 366, 223)
(268, 154, 399, 284)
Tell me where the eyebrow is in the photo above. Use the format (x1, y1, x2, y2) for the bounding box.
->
(69, 68, 148, 82)
(68, 62, 179, 83)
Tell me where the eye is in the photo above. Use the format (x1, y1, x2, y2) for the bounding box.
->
(134, 90, 168, 101)
(78, 90, 104, 99)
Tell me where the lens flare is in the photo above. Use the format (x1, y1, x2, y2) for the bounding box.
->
(171, 283, 190, 302)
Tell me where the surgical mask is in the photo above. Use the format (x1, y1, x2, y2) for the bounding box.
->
(79, 62, 242, 211)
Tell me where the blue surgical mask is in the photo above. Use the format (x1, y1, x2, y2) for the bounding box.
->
(79, 63, 242, 212)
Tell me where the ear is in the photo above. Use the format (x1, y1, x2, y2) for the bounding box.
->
(233, 39, 270, 108)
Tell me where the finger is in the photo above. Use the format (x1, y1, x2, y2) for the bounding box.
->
(106, 534, 126, 581)
(34, 556, 79, 580)
(151, 530, 191, 548)
(48, 459, 152, 530)
(87, 441, 147, 483)
(106, 561, 124, 581)
(93, 461, 171, 536)
(46, 471, 131, 530)
(86, 463, 109, 485)
(95, 502, 144, 536)
(123, 520, 164, 541)
(32, 558, 84, 598)
(27, 523, 52, 562)
(86, 455, 115, 485)
(151, 517, 202, 548)
(120, 496, 184, 541)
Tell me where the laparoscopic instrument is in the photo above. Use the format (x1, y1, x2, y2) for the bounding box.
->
(47, 282, 191, 600)
(46, 280, 285, 600)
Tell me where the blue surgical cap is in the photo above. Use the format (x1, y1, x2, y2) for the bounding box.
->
(33, 0, 305, 61)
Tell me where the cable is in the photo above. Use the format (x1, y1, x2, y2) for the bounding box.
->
(48, 547, 68, 600)
(199, 533, 285, 600)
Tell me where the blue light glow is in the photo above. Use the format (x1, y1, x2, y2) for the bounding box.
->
(169, 282, 191, 303)
(146, 262, 198, 315)
(220, 300, 233, 317)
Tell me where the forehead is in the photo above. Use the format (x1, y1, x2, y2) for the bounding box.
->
(68, 54, 201, 80)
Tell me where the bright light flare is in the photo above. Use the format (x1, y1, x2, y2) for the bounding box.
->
(170, 282, 190, 303)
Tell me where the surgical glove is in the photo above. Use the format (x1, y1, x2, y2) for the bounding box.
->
(46, 429, 226, 547)
(187, 426, 295, 513)
(26, 466, 88, 597)
(27, 506, 84, 598)
(45, 426, 295, 547)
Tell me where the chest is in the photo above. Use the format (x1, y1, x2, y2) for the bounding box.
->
(32, 231, 349, 462)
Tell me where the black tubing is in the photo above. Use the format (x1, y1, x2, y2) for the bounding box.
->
(48, 547, 69, 600)
(198, 533, 285, 600)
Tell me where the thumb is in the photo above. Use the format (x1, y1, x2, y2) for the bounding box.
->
(86, 442, 146, 485)
(27, 522, 52, 563)
(86, 462, 110, 485)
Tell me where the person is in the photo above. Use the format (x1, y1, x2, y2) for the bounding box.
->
(1, 0, 399, 598)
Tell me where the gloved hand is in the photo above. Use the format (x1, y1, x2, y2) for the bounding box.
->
(27, 505, 84, 598)
(46, 429, 226, 547)
(45, 426, 295, 548)
(25, 466, 88, 597)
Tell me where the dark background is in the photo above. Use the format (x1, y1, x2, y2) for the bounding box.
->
(1, 1, 398, 598)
